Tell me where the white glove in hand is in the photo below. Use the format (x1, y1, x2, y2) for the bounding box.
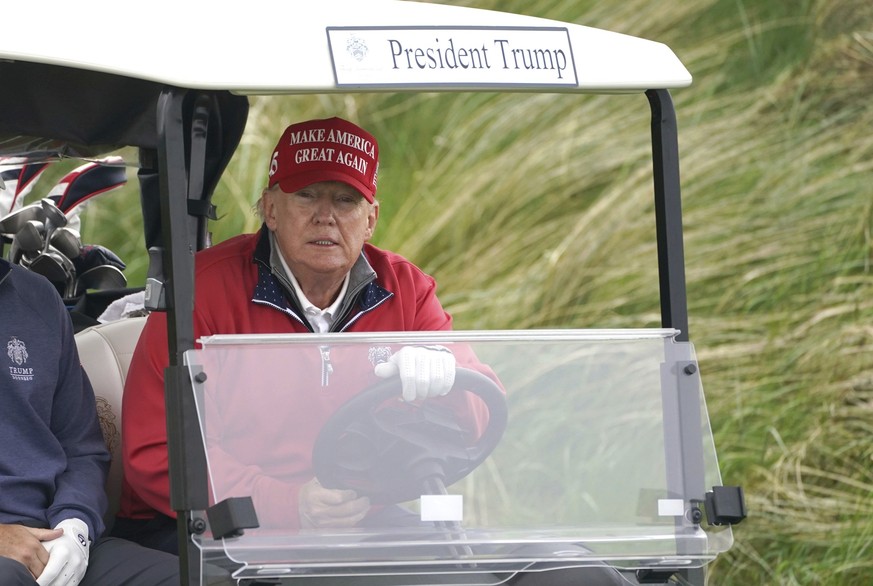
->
(37, 518, 89, 586)
(374, 345, 456, 402)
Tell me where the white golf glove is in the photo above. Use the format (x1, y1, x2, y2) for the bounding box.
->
(37, 518, 89, 586)
(374, 345, 456, 402)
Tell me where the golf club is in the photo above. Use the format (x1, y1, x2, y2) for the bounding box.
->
(0, 201, 44, 234)
(16, 220, 45, 253)
(75, 264, 127, 297)
(50, 226, 82, 259)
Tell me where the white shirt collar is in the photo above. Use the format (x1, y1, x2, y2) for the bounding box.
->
(276, 249, 349, 333)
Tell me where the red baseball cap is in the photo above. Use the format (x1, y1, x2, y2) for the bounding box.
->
(267, 117, 379, 202)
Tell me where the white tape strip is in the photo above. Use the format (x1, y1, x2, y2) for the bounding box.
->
(658, 499, 685, 517)
(420, 494, 463, 522)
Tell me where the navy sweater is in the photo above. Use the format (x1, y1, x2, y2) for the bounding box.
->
(0, 259, 109, 538)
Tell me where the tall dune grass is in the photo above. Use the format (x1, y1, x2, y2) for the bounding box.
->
(67, 0, 873, 583)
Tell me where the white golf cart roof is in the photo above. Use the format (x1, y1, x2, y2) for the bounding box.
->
(0, 0, 690, 93)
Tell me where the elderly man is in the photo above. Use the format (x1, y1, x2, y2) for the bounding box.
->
(114, 116, 476, 554)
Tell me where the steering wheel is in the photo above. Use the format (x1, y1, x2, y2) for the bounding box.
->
(312, 367, 507, 505)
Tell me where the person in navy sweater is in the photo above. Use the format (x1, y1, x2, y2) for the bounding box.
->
(0, 257, 179, 585)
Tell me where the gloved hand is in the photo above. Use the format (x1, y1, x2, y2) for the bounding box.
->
(37, 518, 89, 586)
(374, 345, 456, 402)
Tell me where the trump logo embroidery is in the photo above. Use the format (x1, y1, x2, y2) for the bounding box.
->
(6, 337, 34, 381)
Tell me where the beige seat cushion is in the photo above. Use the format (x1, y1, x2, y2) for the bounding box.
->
(75, 316, 147, 532)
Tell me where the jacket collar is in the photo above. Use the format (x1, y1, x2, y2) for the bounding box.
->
(251, 225, 392, 330)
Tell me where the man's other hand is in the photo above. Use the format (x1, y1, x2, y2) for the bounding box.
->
(299, 478, 370, 529)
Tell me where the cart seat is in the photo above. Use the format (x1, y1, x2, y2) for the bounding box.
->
(74, 316, 147, 532)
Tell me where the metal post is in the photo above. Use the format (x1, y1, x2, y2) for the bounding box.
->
(156, 87, 209, 585)
(646, 89, 690, 342)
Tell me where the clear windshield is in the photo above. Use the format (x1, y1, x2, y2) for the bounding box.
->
(185, 329, 731, 583)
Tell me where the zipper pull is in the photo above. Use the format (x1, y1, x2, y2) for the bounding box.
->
(319, 345, 333, 387)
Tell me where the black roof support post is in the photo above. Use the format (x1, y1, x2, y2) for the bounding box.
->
(156, 87, 209, 586)
(647, 89, 705, 586)
(646, 89, 690, 343)
(188, 94, 212, 252)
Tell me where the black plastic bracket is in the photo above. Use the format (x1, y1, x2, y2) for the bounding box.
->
(636, 569, 677, 584)
(187, 199, 218, 220)
(143, 246, 166, 311)
(207, 496, 260, 540)
(704, 485, 747, 526)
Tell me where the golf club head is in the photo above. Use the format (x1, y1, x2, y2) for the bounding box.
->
(50, 226, 81, 259)
(56, 250, 79, 298)
(18, 250, 40, 267)
(41, 197, 68, 229)
(39, 198, 68, 254)
(75, 264, 127, 296)
(8, 232, 41, 267)
(7, 233, 23, 264)
(15, 220, 45, 253)
(30, 247, 77, 298)
(29, 250, 68, 283)
(0, 201, 44, 234)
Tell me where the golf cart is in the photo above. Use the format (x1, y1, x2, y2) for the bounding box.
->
(0, 1, 745, 584)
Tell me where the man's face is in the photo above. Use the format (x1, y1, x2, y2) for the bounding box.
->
(262, 181, 378, 287)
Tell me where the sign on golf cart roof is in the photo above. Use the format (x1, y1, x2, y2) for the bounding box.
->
(0, 1, 690, 93)
(329, 26, 579, 88)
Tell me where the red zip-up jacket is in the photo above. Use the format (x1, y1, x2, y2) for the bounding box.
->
(119, 228, 487, 528)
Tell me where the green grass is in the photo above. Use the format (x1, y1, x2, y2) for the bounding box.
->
(24, 0, 873, 583)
